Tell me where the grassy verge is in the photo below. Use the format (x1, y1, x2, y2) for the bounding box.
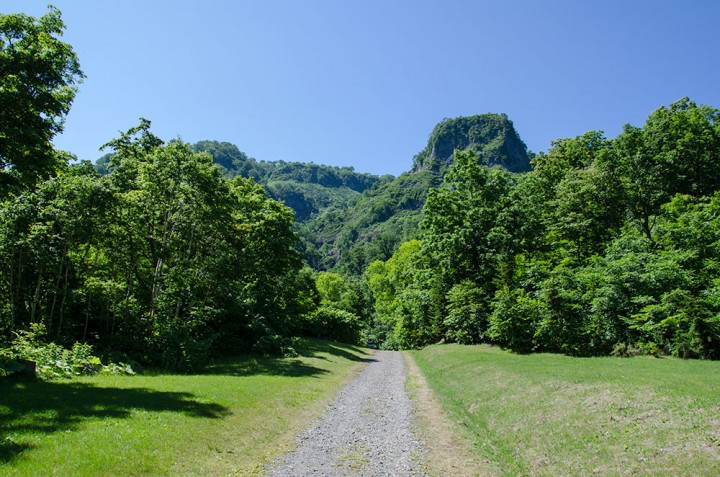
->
(411, 344, 720, 476)
(0, 339, 371, 476)
(403, 353, 492, 476)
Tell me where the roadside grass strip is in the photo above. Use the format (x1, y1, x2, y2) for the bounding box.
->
(411, 344, 720, 476)
(0, 339, 370, 476)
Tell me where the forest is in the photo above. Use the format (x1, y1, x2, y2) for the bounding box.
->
(2, 7, 719, 376)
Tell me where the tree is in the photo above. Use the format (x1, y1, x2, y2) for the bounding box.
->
(420, 150, 516, 342)
(315, 272, 359, 313)
(0, 7, 84, 193)
(422, 150, 515, 287)
(549, 164, 624, 260)
(612, 98, 720, 241)
(365, 239, 438, 348)
(0, 163, 109, 338)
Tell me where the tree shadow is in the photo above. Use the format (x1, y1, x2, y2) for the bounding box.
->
(323, 343, 377, 363)
(0, 377, 229, 464)
(202, 339, 376, 377)
(202, 356, 332, 377)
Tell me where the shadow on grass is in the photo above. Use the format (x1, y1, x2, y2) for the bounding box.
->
(204, 356, 332, 377)
(323, 343, 377, 364)
(0, 378, 229, 464)
(204, 338, 376, 377)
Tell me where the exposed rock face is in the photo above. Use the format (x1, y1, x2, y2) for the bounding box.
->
(413, 113, 531, 173)
(184, 114, 532, 272)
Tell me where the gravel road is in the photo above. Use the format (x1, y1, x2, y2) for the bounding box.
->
(267, 350, 428, 477)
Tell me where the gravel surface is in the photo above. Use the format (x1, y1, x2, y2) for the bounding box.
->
(267, 350, 428, 477)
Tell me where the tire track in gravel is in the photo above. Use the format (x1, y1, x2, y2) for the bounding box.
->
(266, 350, 428, 477)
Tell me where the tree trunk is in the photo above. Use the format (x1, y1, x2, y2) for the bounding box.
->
(149, 258, 163, 321)
(30, 272, 43, 324)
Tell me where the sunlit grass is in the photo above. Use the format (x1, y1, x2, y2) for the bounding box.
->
(411, 344, 720, 476)
(0, 339, 371, 476)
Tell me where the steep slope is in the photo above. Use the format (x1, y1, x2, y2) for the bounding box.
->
(307, 114, 531, 273)
(175, 115, 529, 273)
(412, 113, 530, 173)
(190, 141, 389, 221)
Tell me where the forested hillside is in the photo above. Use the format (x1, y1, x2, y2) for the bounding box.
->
(98, 140, 389, 222)
(311, 113, 531, 273)
(188, 115, 530, 272)
(2, 7, 719, 375)
(368, 98, 720, 358)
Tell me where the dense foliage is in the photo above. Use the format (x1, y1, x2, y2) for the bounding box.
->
(0, 8, 374, 373)
(189, 140, 386, 221)
(300, 114, 531, 273)
(1, 116, 316, 368)
(0, 6, 84, 194)
(367, 98, 720, 358)
(2, 7, 718, 374)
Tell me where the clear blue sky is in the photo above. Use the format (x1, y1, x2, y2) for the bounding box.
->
(6, 0, 720, 176)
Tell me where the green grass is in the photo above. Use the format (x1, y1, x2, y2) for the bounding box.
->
(411, 344, 720, 476)
(0, 339, 371, 476)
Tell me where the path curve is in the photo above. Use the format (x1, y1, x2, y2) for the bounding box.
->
(267, 350, 427, 477)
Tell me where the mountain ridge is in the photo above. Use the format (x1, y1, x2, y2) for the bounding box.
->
(97, 113, 530, 271)
(304, 113, 531, 272)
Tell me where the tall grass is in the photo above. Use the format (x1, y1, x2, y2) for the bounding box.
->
(0, 339, 371, 476)
(411, 344, 720, 476)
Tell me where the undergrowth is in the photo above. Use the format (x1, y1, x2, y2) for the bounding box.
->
(0, 324, 135, 379)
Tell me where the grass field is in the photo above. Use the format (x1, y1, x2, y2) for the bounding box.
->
(0, 339, 371, 476)
(411, 344, 720, 476)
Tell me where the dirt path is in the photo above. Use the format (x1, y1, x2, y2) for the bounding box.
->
(266, 350, 428, 476)
(403, 353, 491, 477)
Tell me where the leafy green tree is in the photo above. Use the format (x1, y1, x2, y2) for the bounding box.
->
(549, 164, 624, 261)
(365, 239, 437, 348)
(421, 150, 516, 342)
(423, 150, 515, 284)
(315, 272, 357, 313)
(94, 123, 231, 366)
(631, 193, 720, 358)
(444, 281, 487, 344)
(0, 163, 108, 339)
(226, 176, 303, 335)
(0, 7, 84, 193)
(88, 120, 304, 367)
(531, 131, 607, 187)
(612, 98, 720, 241)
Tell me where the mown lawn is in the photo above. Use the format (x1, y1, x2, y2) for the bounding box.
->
(0, 339, 371, 476)
(411, 344, 720, 476)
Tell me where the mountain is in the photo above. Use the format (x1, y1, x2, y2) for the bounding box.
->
(305, 114, 531, 273)
(190, 141, 390, 221)
(412, 113, 531, 173)
(173, 114, 530, 273)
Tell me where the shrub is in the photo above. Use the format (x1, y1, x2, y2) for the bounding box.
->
(611, 342, 641, 357)
(305, 306, 362, 345)
(444, 281, 488, 344)
(1, 323, 135, 379)
(488, 288, 541, 353)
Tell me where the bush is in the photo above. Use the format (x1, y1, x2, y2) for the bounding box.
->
(249, 316, 298, 357)
(444, 281, 488, 344)
(1, 323, 135, 379)
(611, 342, 641, 357)
(488, 288, 541, 353)
(305, 306, 362, 345)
